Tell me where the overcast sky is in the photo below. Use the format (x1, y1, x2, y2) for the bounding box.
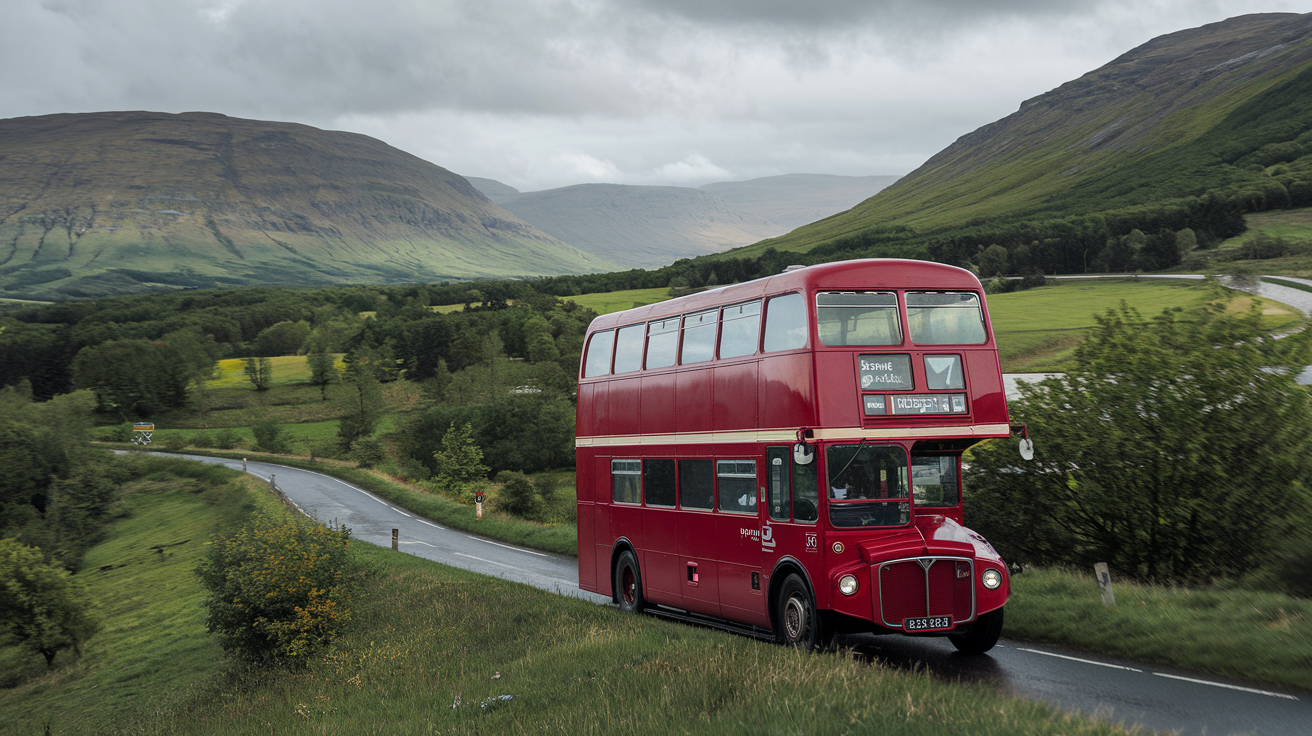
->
(4, 0, 1309, 191)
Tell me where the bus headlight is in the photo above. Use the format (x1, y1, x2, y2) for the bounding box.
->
(838, 574, 859, 596)
(982, 568, 1002, 590)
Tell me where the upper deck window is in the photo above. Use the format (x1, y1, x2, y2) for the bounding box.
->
(763, 292, 808, 352)
(817, 292, 901, 347)
(906, 292, 987, 345)
(582, 330, 613, 377)
(681, 309, 717, 364)
(645, 318, 679, 369)
(719, 299, 762, 359)
(613, 324, 645, 374)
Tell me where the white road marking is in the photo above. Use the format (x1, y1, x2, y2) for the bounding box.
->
(418, 519, 445, 530)
(399, 541, 438, 548)
(454, 552, 518, 569)
(389, 506, 413, 518)
(475, 537, 549, 557)
(1017, 648, 1143, 672)
(1151, 673, 1299, 700)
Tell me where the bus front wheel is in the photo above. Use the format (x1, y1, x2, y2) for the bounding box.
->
(614, 550, 646, 613)
(949, 607, 1004, 654)
(776, 574, 826, 650)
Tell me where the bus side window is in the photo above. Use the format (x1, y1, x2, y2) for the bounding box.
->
(644, 459, 676, 507)
(612, 324, 646, 374)
(763, 293, 808, 352)
(717, 460, 757, 514)
(793, 458, 819, 523)
(678, 459, 714, 510)
(583, 330, 614, 377)
(767, 448, 790, 521)
(611, 459, 641, 504)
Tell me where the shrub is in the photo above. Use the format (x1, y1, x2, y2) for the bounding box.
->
(191, 432, 214, 449)
(98, 422, 134, 442)
(251, 420, 290, 454)
(161, 434, 188, 453)
(351, 437, 387, 469)
(196, 514, 356, 664)
(214, 427, 240, 450)
(495, 470, 543, 519)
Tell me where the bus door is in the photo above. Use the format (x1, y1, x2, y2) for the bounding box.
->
(714, 457, 769, 628)
(638, 459, 682, 607)
(676, 458, 720, 617)
(764, 445, 822, 604)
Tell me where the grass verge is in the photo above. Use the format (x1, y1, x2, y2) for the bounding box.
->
(1005, 567, 1312, 691)
(140, 448, 579, 556)
(1263, 276, 1312, 294)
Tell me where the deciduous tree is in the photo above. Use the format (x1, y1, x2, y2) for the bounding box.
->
(965, 290, 1312, 582)
(0, 539, 98, 667)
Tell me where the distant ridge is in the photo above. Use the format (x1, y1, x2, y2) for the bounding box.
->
(468, 174, 898, 268)
(0, 112, 614, 299)
(740, 12, 1312, 261)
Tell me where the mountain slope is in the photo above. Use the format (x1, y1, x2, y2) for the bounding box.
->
(0, 112, 614, 299)
(741, 12, 1312, 258)
(469, 174, 898, 268)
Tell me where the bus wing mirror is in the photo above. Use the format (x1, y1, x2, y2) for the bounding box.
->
(793, 442, 815, 465)
(1018, 438, 1034, 461)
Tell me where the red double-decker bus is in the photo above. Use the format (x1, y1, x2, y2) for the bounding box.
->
(575, 258, 1014, 652)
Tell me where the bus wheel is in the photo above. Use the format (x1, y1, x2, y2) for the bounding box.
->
(614, 550, 646, 613)
(776, 574, 824, 650)
(949, 608, 1004, 654)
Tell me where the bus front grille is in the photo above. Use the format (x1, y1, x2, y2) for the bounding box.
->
(877, 557, 975, 628)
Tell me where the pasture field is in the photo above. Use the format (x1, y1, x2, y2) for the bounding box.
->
(0, 474, 1133, 736)
(987, 278, 1299, 371)
(565, 286, 673, 314)
(207, 355, 347, 388)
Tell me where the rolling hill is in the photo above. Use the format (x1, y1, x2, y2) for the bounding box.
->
(734, 12, 1312, 269)
(0, 112, 615, 300)
(467, 174, 899, 268)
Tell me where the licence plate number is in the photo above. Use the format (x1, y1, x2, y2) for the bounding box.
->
(903, 615, 952, 632)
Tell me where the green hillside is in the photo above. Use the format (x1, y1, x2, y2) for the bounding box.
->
(0, 112, 615, 300)
(733, 13, 1312, 273)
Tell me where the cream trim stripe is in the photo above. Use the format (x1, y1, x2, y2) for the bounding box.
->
(575, 423, 1010, 448)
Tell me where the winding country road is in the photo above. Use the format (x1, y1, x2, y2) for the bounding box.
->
(147, 452, 1309, 736)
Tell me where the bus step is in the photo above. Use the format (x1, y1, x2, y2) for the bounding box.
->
(646, 606, 775, 642)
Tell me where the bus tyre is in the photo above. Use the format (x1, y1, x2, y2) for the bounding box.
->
(949, 607, 1004, 654)
(776, 574, 825, 650)
(614, 550, 646, 613)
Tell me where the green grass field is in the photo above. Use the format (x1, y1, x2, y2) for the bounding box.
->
(1218, 207, 1312, 250)
(0, 475, 1135, 736)
(987, 279, 1300, 371)
(565, 286, 674, 315)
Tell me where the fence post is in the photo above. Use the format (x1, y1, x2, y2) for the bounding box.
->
(243, 457, 247, 471)
(1094, 562, 1116, 606)
(392, 528, 399, 552)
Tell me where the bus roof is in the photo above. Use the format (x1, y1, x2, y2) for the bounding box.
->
(584, 259, 983, 333)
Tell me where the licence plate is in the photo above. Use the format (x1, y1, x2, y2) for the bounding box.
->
(903, 615, 952, 632)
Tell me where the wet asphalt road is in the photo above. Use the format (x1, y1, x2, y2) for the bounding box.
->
(152, 452, 1310, 735)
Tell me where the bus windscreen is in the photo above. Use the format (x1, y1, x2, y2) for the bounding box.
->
(826, 444, 911, 528)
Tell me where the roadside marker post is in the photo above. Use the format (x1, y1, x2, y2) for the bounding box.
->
(392, 528, 399, 552)
(1094, 562, 1116, 606)
(475, 490, 485, 520)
